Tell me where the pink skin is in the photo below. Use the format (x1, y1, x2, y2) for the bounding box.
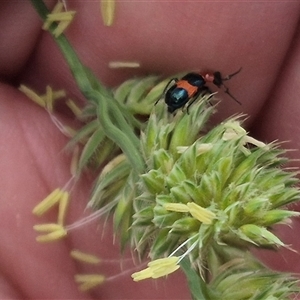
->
(0, 1, 300, 299)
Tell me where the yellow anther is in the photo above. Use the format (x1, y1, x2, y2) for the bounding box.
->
(19, 85, 45, 108)
(70, 250, 101, 264)
(40, 89, 66, 104)
(132, 257, 180, 281)
(32, 188, 63, 216)
(152, 264, 180, 279)
(100, 0, 116, 26)
(33, 223, 63, 232)
(131, 267, 153, 282)
(33, 189, 71, 243)
(108, 61, 140, 69)
(57, 191, 70, 226)
(42, 1, 76, 37)
(52, 15, 76, 38)
(147, 256, 179, 267)
(43, 1, 64, 30)
(70, 146, 80, 176)
(186, 202, 216, 224)
(164, 203, 189, 213)
(36, 227, 67, 243)
(74, 274, 105, 291)
(66, 99, 82, 117)
(45, 85, 53, 111)
(46, 12, 75, 22)
(20, 84, 66, 110)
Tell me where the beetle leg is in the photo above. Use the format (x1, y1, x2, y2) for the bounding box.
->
(163, 78, 178, 94)
(186, 86, 211, 114)
(155, 78, 178, 105)
(186, 94, 199, 114)
(222, 85, 241, 105)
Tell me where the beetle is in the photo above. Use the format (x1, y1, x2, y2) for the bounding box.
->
(159, 68, 242, 113)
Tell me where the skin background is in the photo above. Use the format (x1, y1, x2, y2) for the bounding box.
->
(0, 1, 300, 299)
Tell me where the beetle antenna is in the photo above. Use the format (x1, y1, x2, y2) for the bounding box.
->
(217, 67, 242, 105)
(222, 67, 242, 81)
